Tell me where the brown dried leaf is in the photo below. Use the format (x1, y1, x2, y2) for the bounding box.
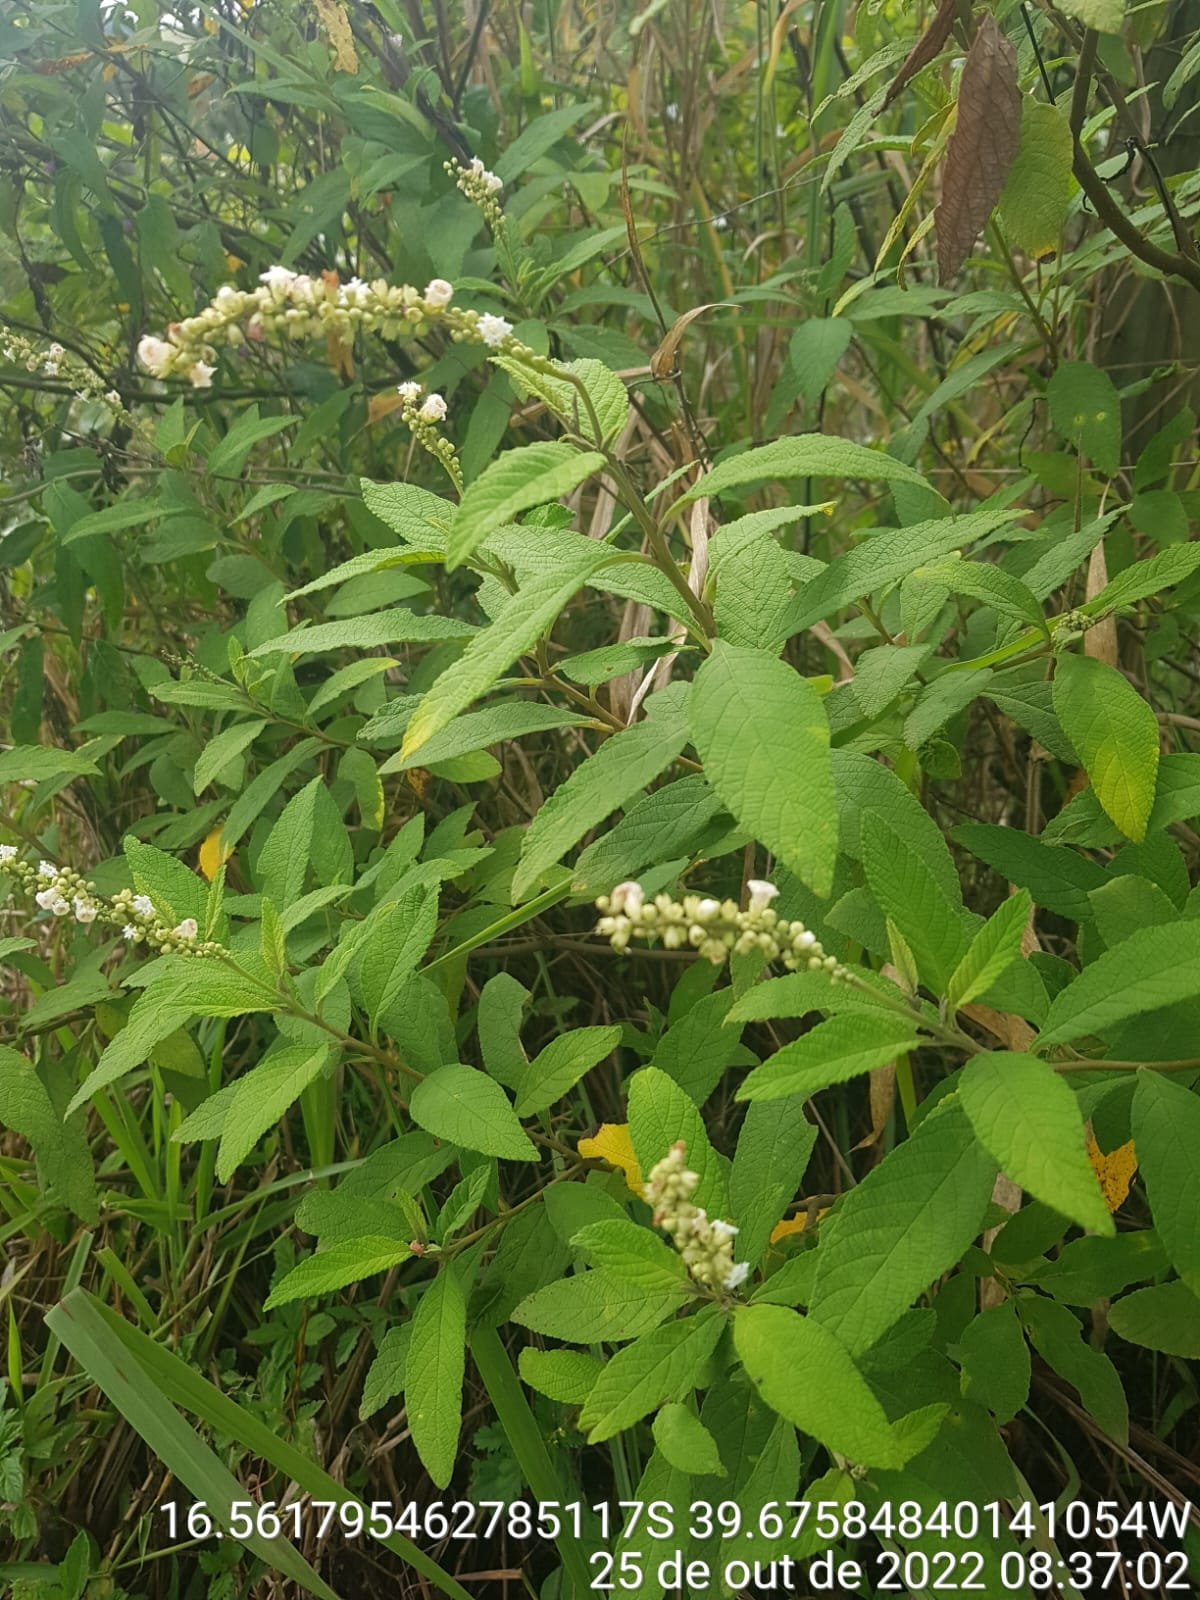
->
(313, 0, 359, 73)
(881, 0, 958, 113)
(935, 14, 1022, 284)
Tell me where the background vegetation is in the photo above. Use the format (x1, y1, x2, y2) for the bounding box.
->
(3, 0, 1200, 1596)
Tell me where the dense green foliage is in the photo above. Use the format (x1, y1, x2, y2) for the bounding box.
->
(3, 0, 1200, 1595)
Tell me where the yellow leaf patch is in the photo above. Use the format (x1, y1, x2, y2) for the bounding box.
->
(198, 827, 232, 883)
(578, 1123, 643, 1199)
(1087, 1132, 1137, 1213)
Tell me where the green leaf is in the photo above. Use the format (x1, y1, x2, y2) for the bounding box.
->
(652, 1403, 727, 1477)
(729, 1099, 818, 1265)
(207, 407, 298, 477)
(1108, 1282, 1200, 1358)
(514, 1025, 621, 1117)
(653, 989, 749, 1108)
(264, 1237, 413, 1309)
(361, 1326, 411, 1419)
(356, 886, 439, 1024)
(1057, 0, 1125, 34)
(379, 702, 586, 773)
(1132, 1073, 1200, 1295)
(406, 1269, 467, 1489)
(1047, 361, 1122, 475)
(913, 555, 1045, 632)
(712, 522, 796, 653)
(512, 1268, 688, 1343)
(569, 1219, 690, 1291)
(1053, 653, 1158, 842)
(409, 1064, 538, 1162)
(788, 318, 854, 407)
(1019, 1295, 1128, 1443)
(193, 719, 268, 795)
(809, 1098, 997, 1354)
(861, 811, 967, 991)
(690, 641, 837, 896)
(958, 1053, 1112, 1235)
(948, 890, 1031, 1011)
(401, 546, 613, 761)
(1082, 540, 1200, 617)
(678, 436, 929, 507)
(248, 609, 473, 659)
(571, 774, 723, 895)
(959, 1303, 1030, 1423)
(997, 101, 1075, 260)
(733, 1304, 908, 1469)
(216, 1045, 333, 1183)
(447, 443, 605, 570)
(0, 1045, 97, 1223)
(0, 745, 98, 784)
(559, 637, 677, 686)
(512, 693, 690, 899)
(628, 1067, 729, 1219)
(952, 823, 1108, 922)
(737, 1013, 922, 1102)
(578, 1305, 725, 1442)
(1037, 920, 1200, 1046)
(518, 1346, 603, 1403)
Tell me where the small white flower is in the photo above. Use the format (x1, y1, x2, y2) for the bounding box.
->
(483, 170, 503, 194)
(37, 860, 57, 880)
(469, 157, 486, 178)
(423, 278, 454, 308)
(794, 928, 816, 950)
(137, 335, 173, 375)
(188, 360, 215, 389)
(50, 895, 70, 917)
(105, 389, 121, 406)
(35, 887, 59, 911)
(260, 265, 297, 292)
(611, 881, 645, 916)
(173, 917, 199, 940)
(48, 343, 65, 359)
(396, 381, 422, 402)
(214, 285, 241, 308)
(746, 879, 779, 915)
(710, 1219, 739, 1243)
(131, 894, 154, 917)
(665, 103, 680, 121)
(418, 392, 448, 422)
(122, 924, 139, 941)
(73, 897, 98, 924)
(476, 312, 512, 347)
(723, 1261, 751, 1291)
(713, 213, 730, 231)
(695, 897, 720, 919)
(0, 844, 16, 862)
(290, 274, 316, 305)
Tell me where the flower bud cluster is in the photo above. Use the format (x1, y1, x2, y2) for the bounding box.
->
(395, 381, 463, 490)
(644, 1141, 750, 1293)
(446, 156, 506, 233)
(0, 847, 223, 957)
(595, 878, 846, 978)
(2, 331, 125, 414)
(135, 268, 517, 390)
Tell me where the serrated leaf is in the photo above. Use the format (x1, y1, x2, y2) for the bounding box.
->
(569, 1219, 689, 1291)
(690, 641, 837, 897)
(217, 1045, 333, 1182)
(379, 702, 586, 774)
(1053, 653, 1157, 841)
(1132, 1073, 1200, 1295)
(0, 1045, 97, 1223)
(788, 318, 854, 407)
(361, 1326, 410, 1419)
(997, 101, 1075, 260)
(518, 1346, 603, 1403)
(809, 1098, 997, 1354)
(959, 1052, 1112, 1235)
(730, 1099, 818, 1265)
(737, 1013, 922, 1102)
(406, 1269, 466, 1489)
(628, 1067, 729, 1219)
(579, 1306, 725, 1442)
(1047, 361, 1122, 476)
(248, 609, 473, 658)
(861, 810, 967, 992)
(1058, 0, 1125, 33)
(0, 745, 98, 784)
(514, 1025, 622, 1116)
(512, 1268, 688, 1343)
(733, 1305, 907, 1468)
(1019, 1295, 1128, 1443)
(409, 1064, 538, 1162)
(1109, 1282, 1200, 1358)
(193, 719, 268, 795)
(678, 436, 929, 507)
(914, 555, 1045, 632)
(1037, 920, 1200, 1046)
(935, 15, 1021, 282)
(948, 890, 1031, 1010)
(447, 442, 605, 569)
(652, 1403, 726, 1476)
(264, 1237, 412, 1309)
(959, 1303, 1030, 1423)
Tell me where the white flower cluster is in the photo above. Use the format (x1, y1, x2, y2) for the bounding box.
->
(644, 1141, 749, 1293)
(2, 331, 124, 412)
(447, 156, 506, 232)
(595, 878, 846, 977)
(135, 268, 516, 389)
(395, 381, 461, 488)
(0, 847, 221, 956)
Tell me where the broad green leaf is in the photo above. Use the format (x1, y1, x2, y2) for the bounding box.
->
(579, 1305, 725, 1442)
(1053, 653, 1158, 841)
(628, 1067, 729, 1218)
(356, 886, 439, 1024)
(406, 1269, 467, 1488)
(958, 1053, 1112, 1235)
(997, 101, 1074, 260)
(733, 1304, 908, 1468)
(477, 972, 529, 1088)
(1132, 1073, 1200, 1295)
(401, 546, 613, 761)
(560, 637, 677, 686)
(512, 692, 689, 899)
(953, 822, 1108, 923)
(571, 774, 723, 894)
(491, 356, 629, 446)
(678, 435, 929, 507)
(518, 1347, 603, 1403)
(959, 1303, 1030, 1423)
(216, 1045, 333, 1183)
(1037, 920, 1200, 1046)
(569, 1219, 690, 1291)
(652, 1402, 726, 1476)
(861, 811, 967, 991)
(913, 555, 1045, 632)
(737, 1012, 922, 1102)
(1109, 1282, 1200, 1358)
(264, 1237, 413, 1309)
(726, 967, 902, 1024)
(1047, 361, 1122, 475)
(193, 719, 268, 795)
(851, 643, 933, 718)
(447, 442, 605, 569)
(379, 702, 586, 774)
(361, 1326, 410, 1419)
(948, 890, 1031, 1010)
(409, 1064, 538, 1162)
(690, 641, 837, 896)
(788, 318, 854, 406)
(512, 1268, 688, 1343)
(729, 1098, 818, 1265)
(1082, 540, 1200, 617)
(1030, 1231, 1168, 1305)
(712, 523, 794, 652)
(1057, 0, 1125, 33)
(785, 509, 1021, 633)
(1019, 1295, 1128, 1443)
(653, 988, 750, 1107)
(514, 1025, 622, 1116)
(248, 608, 473, 658)
(0, 745, 98, 784)
(809, 1098, 997, 1354)
(0, 1045, 97, 1223)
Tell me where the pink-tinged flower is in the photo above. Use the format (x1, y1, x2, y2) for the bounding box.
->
(173, 917, 199, 940)
(73, 898, 98, 924)
(189, 361, 215, 389)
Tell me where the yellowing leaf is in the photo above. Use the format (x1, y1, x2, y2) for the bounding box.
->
(1087, 1132, 1137, 1213)
(313, 0, 359, 73)
(579, 1123, 643, 1199)
(770, 1210, 828, 1244)
(199, 827, 232, 882)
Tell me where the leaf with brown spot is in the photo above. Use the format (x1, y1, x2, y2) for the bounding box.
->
(935, 15, 1022, 284)
(881, 0, 958, 113)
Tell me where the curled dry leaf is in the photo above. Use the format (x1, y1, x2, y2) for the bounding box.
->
(935, 14, 1022, 284)
(881, 0, 958, 113)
